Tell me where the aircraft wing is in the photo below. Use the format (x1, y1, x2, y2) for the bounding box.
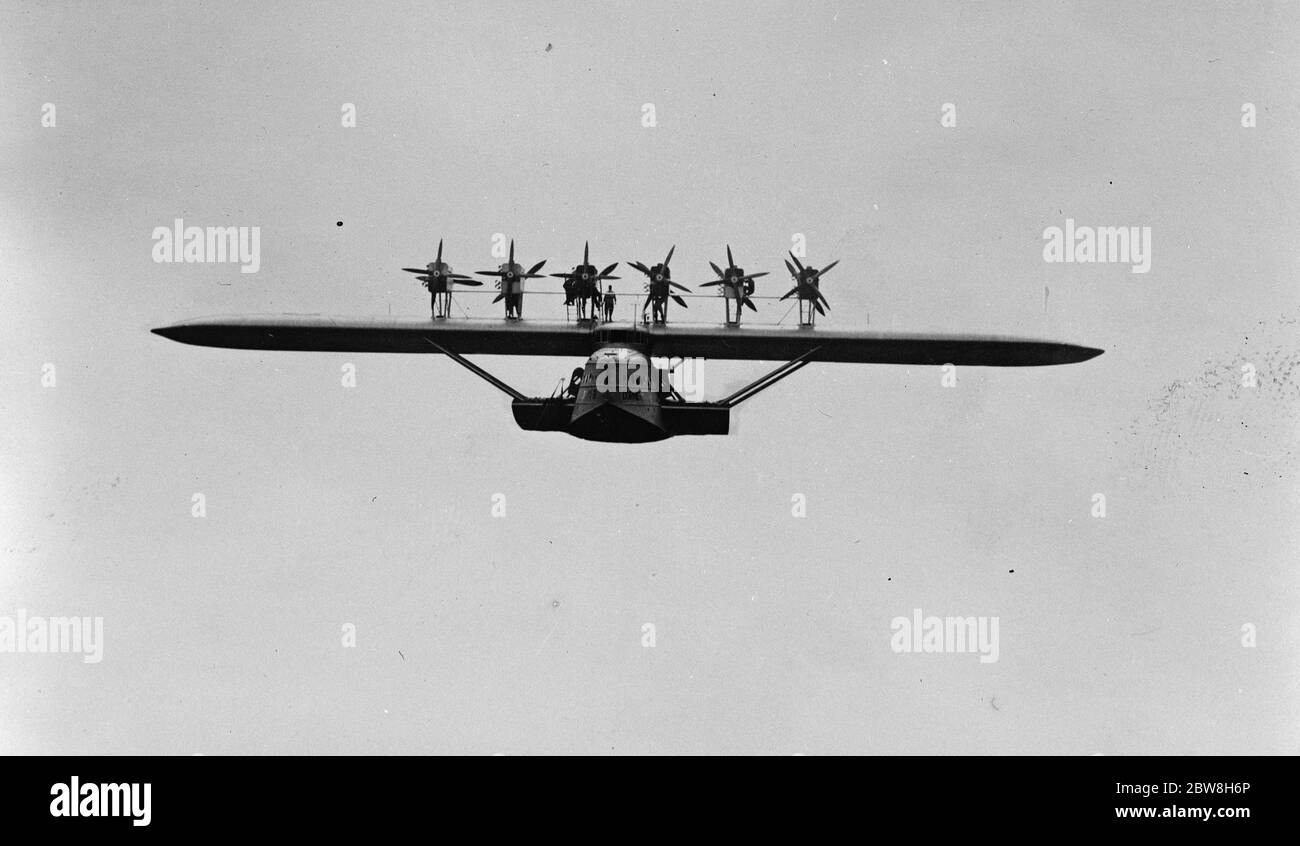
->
(640, 324, 1101, 366)
(152, 315, 594, 357)
(152, 315, 1103, 366)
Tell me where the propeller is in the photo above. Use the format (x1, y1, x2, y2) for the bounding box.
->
(476, 240, 548, 279)
(476, 240, 548, 308)
(697, 244, 767, 312)
(629, 245, 690, 310)
(780, 251, 837, 314)
(549, 241, 621, 284)
(402, 238, 481, 285)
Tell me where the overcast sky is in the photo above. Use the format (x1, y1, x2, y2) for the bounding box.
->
(2, 0, 1297, 754)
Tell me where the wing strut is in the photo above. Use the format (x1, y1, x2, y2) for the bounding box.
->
(719, 346, 822, 408)
(423, 338, 526, 400)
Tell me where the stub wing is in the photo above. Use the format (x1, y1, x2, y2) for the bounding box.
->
(152, 315, 1102, 366)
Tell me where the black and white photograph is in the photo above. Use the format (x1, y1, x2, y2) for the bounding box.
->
(1, 0, 1294, 824)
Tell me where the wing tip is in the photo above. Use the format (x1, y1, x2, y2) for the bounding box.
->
(1068, 344, 1105, 364)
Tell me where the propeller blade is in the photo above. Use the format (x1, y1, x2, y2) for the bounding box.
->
(549, 272, 574, 279)
(817, 290, 830, 309)
(818, 260, 839, 276)
(403, 267, 432, 274)
(741, 271, 769, 281)
(599, 262, 619, 277)
(780, 286, 799, 300)
(784, 259, 797, 277)
(743, 298, 758, 312)
(699, 280, 724, 288)
(597, 274, 622, 281)
(524, 273, 547, 279)
(671, 295, 688, 308)
(669, 281, 691, 292)
(527, 260, 547, 275)
(709, 261, 725, 278)
(788, 252, 805, 272)
(477, 270, 506, 277)
(436, 239, 443, 264)
(664, 245, 675, 267)
(492, 293, 505, 304)
(509, 239, 514, 265)
(726, 244, 735, 269)
(448, 273, 475, 280)
(455, 279, 483, 286)
(813, 300, 826, 316)
(584, 241, 589, 265)
(630, 261, 652, 276)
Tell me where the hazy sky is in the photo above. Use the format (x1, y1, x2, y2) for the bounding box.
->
(2, 0, 1297, 754)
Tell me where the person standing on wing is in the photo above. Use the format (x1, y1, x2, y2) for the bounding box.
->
(603, 285, 617, 322)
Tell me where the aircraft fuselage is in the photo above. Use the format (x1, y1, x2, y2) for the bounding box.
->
(510, 342, 729, 442)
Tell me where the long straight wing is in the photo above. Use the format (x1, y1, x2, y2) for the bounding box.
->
(152, 315, 1103, 366)
(153, 315, 593, 357)
(644, 324, 1101, 365)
